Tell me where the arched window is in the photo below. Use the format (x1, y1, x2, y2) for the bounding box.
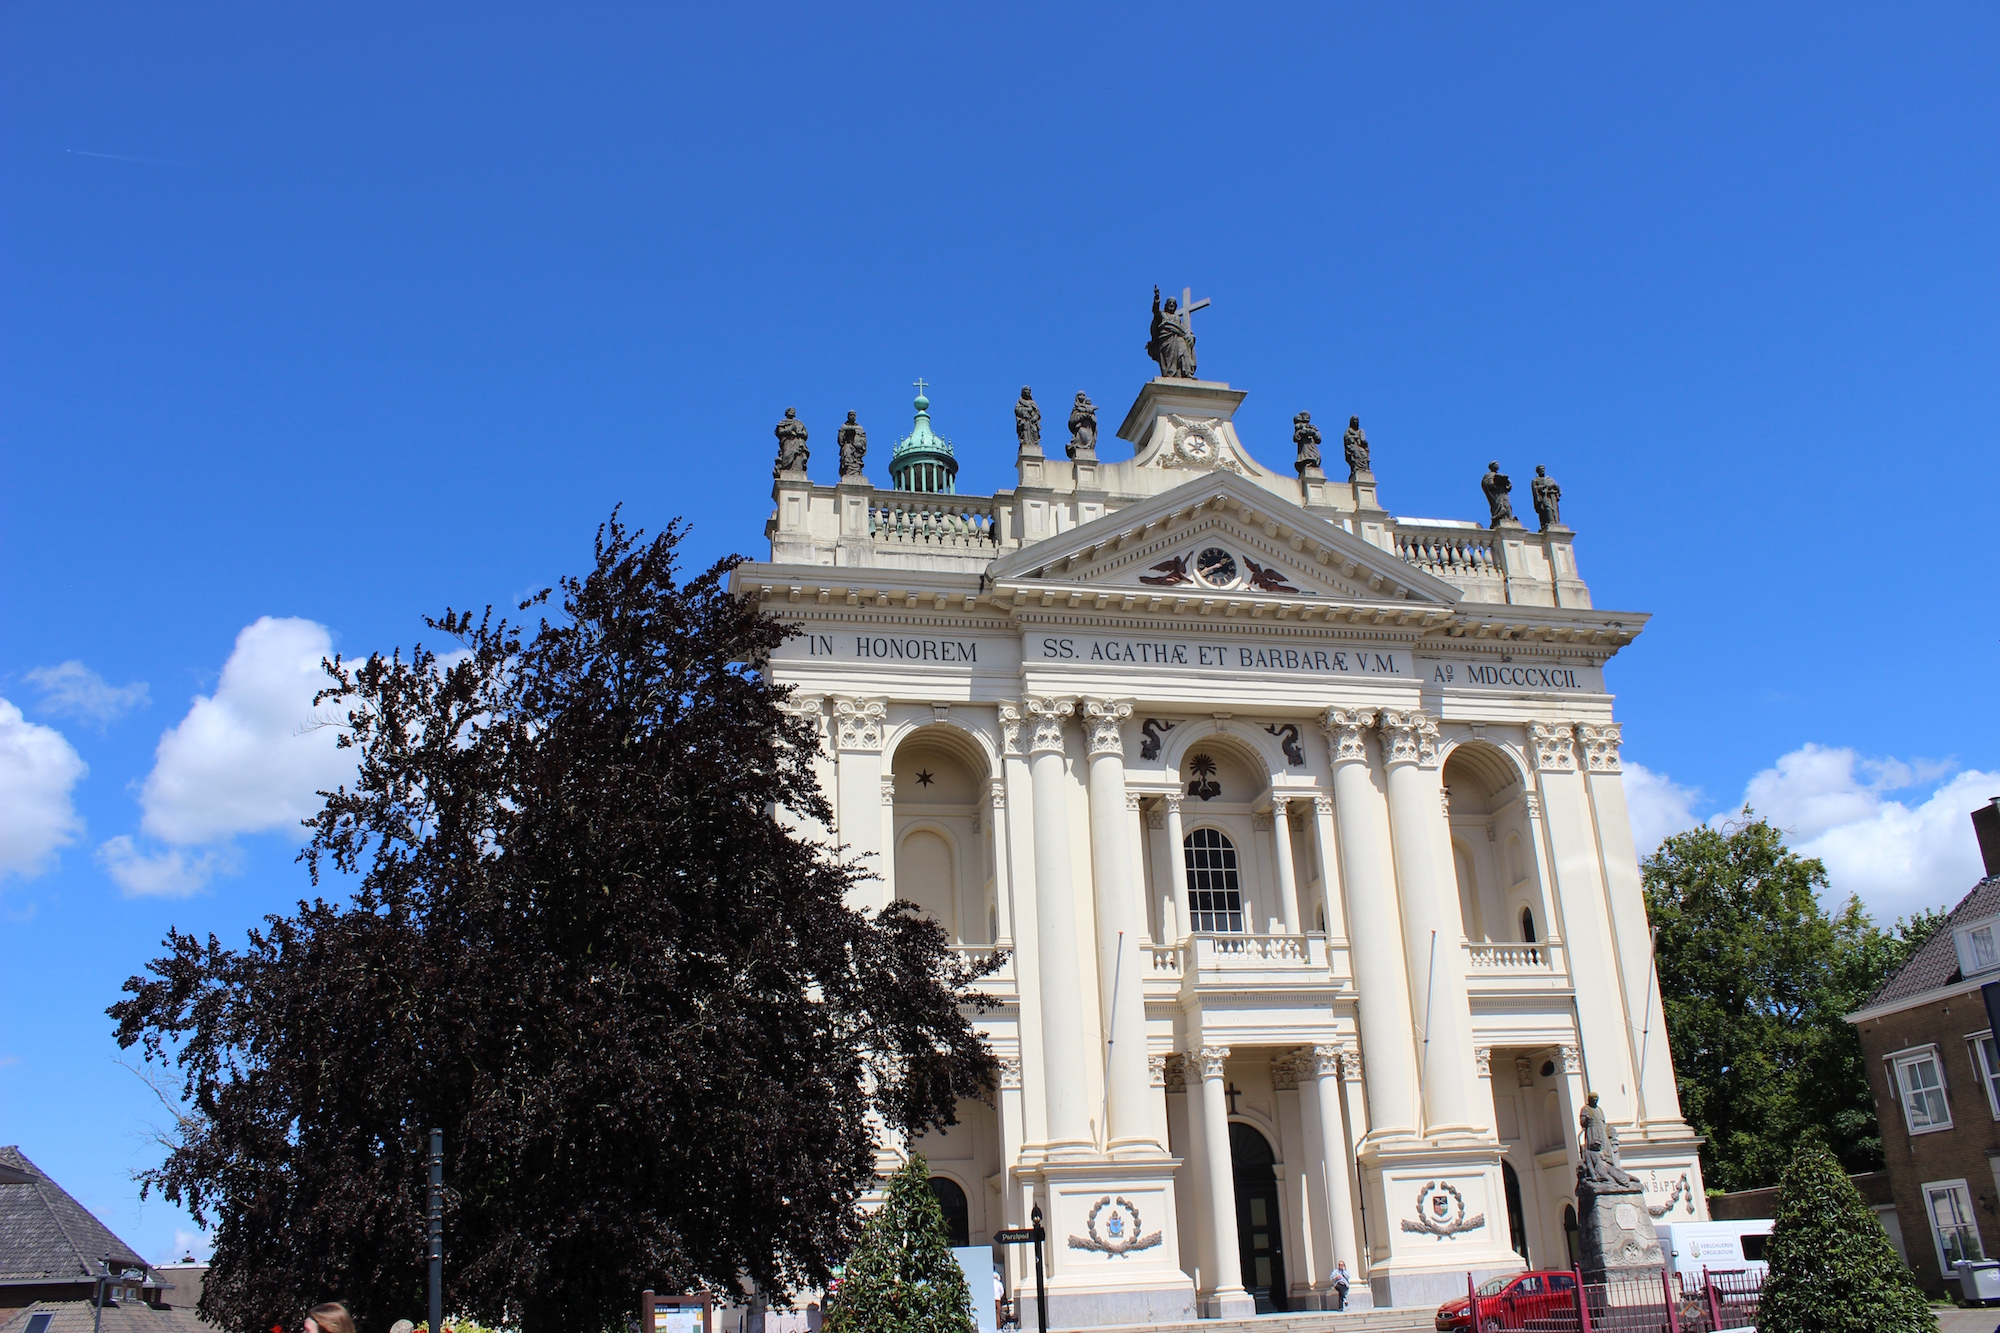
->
(1184, 828, 1244, 933)
(928, 1176, 970, 1247)
(1520, 907, 1538, 943)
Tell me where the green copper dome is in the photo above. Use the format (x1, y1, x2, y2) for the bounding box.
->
(889, 380, 957, 494)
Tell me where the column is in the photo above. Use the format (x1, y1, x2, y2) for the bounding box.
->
(1165, 794, 1191, 941)
(1309, 1044, 1362, 1293)
(997, 1055, 1028, 1291)
(998, 704, 1048, 1149)
(1028, 695, 1093, 1156)
(1296, 1055, 1333, 1303)
(1338, 1043, 1375, 1287)
(1319, 708, 1419, 1140)
(1273, 1056, 1314, 1307)
(1127, 791, 1154, 945)
(1378, 707, 1479, 1134)
(1271, 795, 1303, 934)
(833, 697, 889, 911)
(1083, 697, 1157, 1153)
(1579, 723, 1685, 1129)
(1196, 1045, 1253, 1315)
(1180, 1053, 1216, 1296)
(1530, 719, 1639, 1125)
(1310, 795, 1347, 942)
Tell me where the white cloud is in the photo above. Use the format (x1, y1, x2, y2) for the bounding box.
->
(1622, 761, 1703, 857)
(0, 697, 88, 880)
(163, 1228, 211, 1264)
(97, 836, 239, 899)
(100, 618, 356, 895)
(138, 617, 355, 845)
(1636, 742, 2000, 925)
(25, 661, 149, 724)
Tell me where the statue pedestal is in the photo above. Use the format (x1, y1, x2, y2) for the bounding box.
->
(1576, 1179, 1664, 1286)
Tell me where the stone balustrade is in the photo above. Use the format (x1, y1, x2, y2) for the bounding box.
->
(869, 496, 1008, 552)
(1465, 941, 1550, 969)
(1393, 521, 1507, 602)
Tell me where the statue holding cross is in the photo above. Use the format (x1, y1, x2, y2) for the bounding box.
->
(1146, 284, 1209, 380)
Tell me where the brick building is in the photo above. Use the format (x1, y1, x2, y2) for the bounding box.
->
(1846, 798, 2000, 1297)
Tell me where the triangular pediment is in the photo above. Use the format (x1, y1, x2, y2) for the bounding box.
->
(989, 471, 1461, 607)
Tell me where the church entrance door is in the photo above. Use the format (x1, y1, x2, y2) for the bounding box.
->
(1229, 1122, 1288, 1312)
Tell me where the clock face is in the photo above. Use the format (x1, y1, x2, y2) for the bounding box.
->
(1195, 546, 1238, 586)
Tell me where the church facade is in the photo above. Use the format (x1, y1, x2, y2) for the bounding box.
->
(733, 342, 1705, 1324)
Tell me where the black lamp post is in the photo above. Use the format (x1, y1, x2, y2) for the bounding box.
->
(428, 1130, 444, 1333)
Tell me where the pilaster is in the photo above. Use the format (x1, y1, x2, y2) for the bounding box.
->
(1027, 696, 1093, 1156)
(832, 696, 888, 911)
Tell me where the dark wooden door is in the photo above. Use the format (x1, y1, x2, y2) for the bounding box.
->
(1230, 1122, 1288, 1312)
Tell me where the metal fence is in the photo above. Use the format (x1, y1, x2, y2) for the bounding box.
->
(1458, 1267, 1765, 1333)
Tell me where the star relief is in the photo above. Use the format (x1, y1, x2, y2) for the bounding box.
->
(915, 769, 936, 788)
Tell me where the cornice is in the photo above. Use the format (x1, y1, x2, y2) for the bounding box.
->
(1845, 976, 1993, 1027)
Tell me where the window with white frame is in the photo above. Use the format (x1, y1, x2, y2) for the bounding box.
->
(1925, 1180, 1984, 1271)
(1957, 921, 2000, 978)
(1895, 1049, 1952, 1133)
(1972, 1033, 2000, 1119)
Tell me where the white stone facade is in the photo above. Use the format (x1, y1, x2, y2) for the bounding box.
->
(736, 376, 1705, 1322)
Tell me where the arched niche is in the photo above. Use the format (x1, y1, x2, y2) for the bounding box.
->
(1442, 740, 1546, 950)
(1158, 720, 1287, 789)
(887, 722, 992, 945)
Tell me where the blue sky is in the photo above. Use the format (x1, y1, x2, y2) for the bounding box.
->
(3, 4, 1996, 1264)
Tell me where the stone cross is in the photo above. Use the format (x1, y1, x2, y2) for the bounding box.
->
(912, 376, 929, 397)
(1179, 287, 1211, 334)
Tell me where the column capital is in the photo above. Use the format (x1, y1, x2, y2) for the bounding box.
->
(1523, 791, 1542, 819)
(997, 701, 1025, 757)
(1162, 1052, 1188, 1091)
(832, 696, 888, 752)
(1319, 706, 1377, 765)
(1026, 696, 1073, 755)
(880, 776, 896, 806)
(1529, 720, 1577, 773)
(1558, 1043, 1581, 1074)
(1148, 1053, 1168, 1088)
(989, 778, 1006, 810)
(1125, 791, 1144, 813)
(1309, 1043, 1344, 1079)
(1195, 1045, 1230, 1080)
(1377, 708, 1441, 769)
(1271, 1054, 1300, 1091)
(997, 1056, 1023, 1089)
(1164, 792, 1185, 815)
(1313, 793, 1334, 816)
(1578, 722, 1623, 773)
(1081, 697, 1134, 756)
(1474, 1046, 1492, 1078)
(1339, 1042, 1365, 1083)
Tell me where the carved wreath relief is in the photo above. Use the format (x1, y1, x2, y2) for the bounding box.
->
(1400, 1180, 1486, 1240)
(1068, 1196, 1164, 1257)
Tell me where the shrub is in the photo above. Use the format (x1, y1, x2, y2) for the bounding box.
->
(1760, 1133, 1932, 1333)
(823, 1155, 972, 1333)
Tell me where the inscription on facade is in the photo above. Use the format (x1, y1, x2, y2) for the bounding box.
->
(771, 630, 1020, 669)
(1421, 656, 1603, 693)
(1039, 637, 1411, 676)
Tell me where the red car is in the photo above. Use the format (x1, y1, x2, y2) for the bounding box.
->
(1435, 1270, 1580, 1332)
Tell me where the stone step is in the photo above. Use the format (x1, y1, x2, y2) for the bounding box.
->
(1057, 1309, 1439, 1333)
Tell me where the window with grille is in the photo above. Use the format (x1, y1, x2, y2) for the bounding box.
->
(1184, 828, 1244, 933)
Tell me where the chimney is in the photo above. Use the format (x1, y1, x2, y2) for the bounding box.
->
(1975, 798, 2000, 880)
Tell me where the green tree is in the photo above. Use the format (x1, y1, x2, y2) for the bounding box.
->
(111, 515, 998, 1333)
(1760, 1133, 1932, 1333)
(1643, 814, 1942, 1191)
(824, 1155, 974, 1333)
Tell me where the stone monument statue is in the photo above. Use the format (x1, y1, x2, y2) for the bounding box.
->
(1481, 461, 1521, 528)
(836, 411, 867, 478)
(1574, 1092, 1663, 1283)
(1146, 285, 1198, 380)
(1067, 392, 1098, 460)
(1343, 415, 1372, 479)
(1292, 412, 1322, 478)
(773, 407, 809, 476)
(1014, 386, 1042, 456)
(1532, 464, 1562, 531)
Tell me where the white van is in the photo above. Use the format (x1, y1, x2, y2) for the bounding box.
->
(1656, 1220, 1773, 1282)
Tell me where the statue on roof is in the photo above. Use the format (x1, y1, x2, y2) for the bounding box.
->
(1292, 411, 1322, 477)
(1532, 465, 1563, 531)
(1068, 392, 1098, 460)
(1343, 416, 1372, 479)
(1482, 461, 1522, 529)
(773, 407, 809, 477)
(1146, 285, 1199, 379)
(837, 411, 867, 477)
(1014, 386, 1042, 456)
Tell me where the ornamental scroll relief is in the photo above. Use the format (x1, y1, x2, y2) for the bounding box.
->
(1067, 1196, 1165, 1257)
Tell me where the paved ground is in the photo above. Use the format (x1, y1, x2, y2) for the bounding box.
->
(1936, 1308, 2000, 1333)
